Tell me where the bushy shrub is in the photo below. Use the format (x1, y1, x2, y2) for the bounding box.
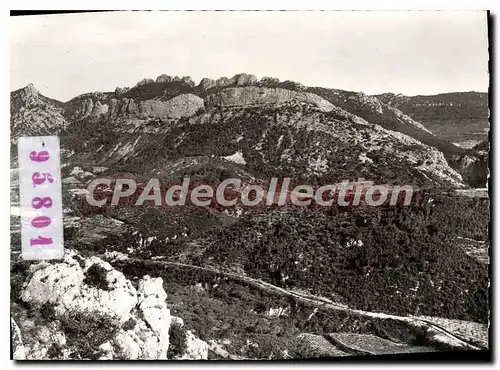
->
(60, 309, 119, 360)
(84, 264, 111, 291)
(167, 322, 188, 359)
(122, 317, 136, 331)
(40, 302, 57, 322)
(46, 343, 64, 359)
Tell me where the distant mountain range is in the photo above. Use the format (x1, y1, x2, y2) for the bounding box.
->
(10, 73, 488, 187)
(376, 91, 489, 149)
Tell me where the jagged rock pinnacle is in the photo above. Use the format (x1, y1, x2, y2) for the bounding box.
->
(23, 83, 38, 98)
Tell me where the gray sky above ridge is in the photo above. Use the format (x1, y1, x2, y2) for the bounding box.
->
(10, 11, 489, 102)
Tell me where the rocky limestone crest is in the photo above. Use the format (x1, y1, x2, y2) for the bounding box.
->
(260, 76, 280, 84)
(198, 73, 258, 90)
(156, 74, 173, 83)
(233, 73, 258, 86)
(13, 250, 208, 360)
(133, 75, 196, 89)
(205, 86, 335, 112)
(76, 94, 204, 121)
(130, 72, 297, 92)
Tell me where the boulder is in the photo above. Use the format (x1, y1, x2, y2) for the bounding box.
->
(160, 93, 204, 118)
(133, 94, 203, 119)
(92, 101, 109, 117)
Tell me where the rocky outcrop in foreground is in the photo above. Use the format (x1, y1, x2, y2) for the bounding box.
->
(13, 250, 207, 360)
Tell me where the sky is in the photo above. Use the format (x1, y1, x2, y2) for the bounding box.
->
(10, 11, 489, 102)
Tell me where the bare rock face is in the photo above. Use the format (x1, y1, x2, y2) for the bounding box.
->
(206, 86, 335, 112)
(83, 94, 204, 121)
(17, 250, 208, 360)
(181, 76, 196, 87)
(20, 250, 138, 320)
(159, 93, 204, 118)
(216, 77, 230, 87)
(181, 331, 209, 360)
(76, 98, 94, 118)
(199, 77, 216, 90)
(22, 83, 39, 100)
(77, 98, 110, 119)
(134, 94, 203, 119)
(156, 74, 173, 83)
(11, 319, 26, 360)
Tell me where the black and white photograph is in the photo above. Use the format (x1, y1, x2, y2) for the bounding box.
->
(9, 10, 490, 361)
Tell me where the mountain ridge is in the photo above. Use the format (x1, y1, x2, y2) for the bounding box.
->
(10, 74, 489, 187)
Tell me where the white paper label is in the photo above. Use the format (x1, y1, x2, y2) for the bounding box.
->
(18, 136, 64, 260)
